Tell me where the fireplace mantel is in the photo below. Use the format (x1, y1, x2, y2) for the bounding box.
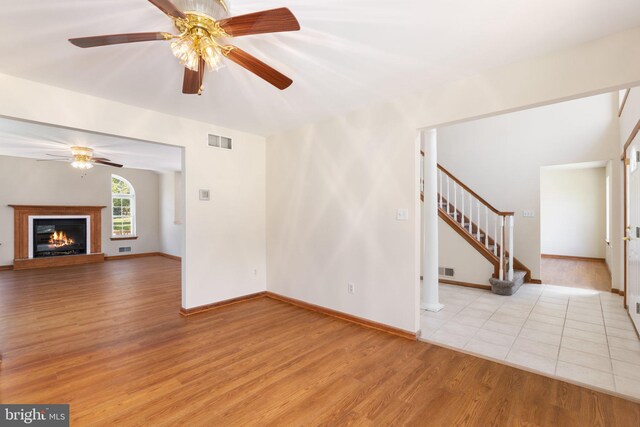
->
(9, 205, 106, 270)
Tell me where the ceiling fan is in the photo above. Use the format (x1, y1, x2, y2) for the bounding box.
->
(43, 146, 123, 169)
(68, 0, 300, 95)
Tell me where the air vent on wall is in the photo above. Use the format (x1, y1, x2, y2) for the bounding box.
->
(119, 247, 132, 253)
(208, 134, 232, 150)
(438, 267, 455, 277)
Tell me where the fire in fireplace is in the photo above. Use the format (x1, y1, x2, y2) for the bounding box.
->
(49, 230, 75, 248)
(32, 218, 88, 258)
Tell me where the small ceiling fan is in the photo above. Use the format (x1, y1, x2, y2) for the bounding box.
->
(68, 0, 300, 95)
(42, 146, 123, 169)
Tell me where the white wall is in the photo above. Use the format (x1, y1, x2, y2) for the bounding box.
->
(266, 104, 417, 331)
(0, 73, 267, 310)
(438, 218, 495, 285)
(159, 172, 184, 258)
(267, 27, 640, 333)
(540, 167, 606, 258)
(0, 155, 160, 265)
(437, 93, 620, 280)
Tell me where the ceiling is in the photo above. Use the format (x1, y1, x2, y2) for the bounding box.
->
(0, 1, 639, 136)
(0, 117, 182, 172)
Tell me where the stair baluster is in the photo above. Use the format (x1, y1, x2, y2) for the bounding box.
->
(439, 170, 442, 206)
(468, 194, 472, 233)
(485, 206, 489, 249)
(453, 182, 457, 219)
(460, 187, 465, 229)
(493, 215, 498, 256)
(446, 175, 450, 214)
(499, 216, 505, 280)
(508, 216, 514, 281)
(475, 201, 480, 240)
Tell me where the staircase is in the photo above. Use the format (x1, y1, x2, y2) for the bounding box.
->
(421, 153, 531, 295)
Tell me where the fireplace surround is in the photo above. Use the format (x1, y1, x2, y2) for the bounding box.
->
(9, 205, 105, 270)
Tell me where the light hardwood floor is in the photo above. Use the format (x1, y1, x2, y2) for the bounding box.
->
(541, 256, 612, 292)
(1, 257, 639, 425)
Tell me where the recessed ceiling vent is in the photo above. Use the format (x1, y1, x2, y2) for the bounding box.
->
(208, 134, 232, 150)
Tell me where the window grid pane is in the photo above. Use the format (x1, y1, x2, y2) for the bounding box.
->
(111, 176, 136, 237)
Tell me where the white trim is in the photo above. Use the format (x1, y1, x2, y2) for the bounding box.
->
(28, 215, 91, 258)
(421, 302, 445, 312)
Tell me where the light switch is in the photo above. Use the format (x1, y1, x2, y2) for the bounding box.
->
(523, 210, 535, 218)
(396, 208, 409, 221)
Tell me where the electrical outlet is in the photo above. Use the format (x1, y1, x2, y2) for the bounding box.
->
(253, 269, 258, 276)
(348, 282, 355, 294)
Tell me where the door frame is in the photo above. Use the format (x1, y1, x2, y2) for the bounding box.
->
(623, 119, 640, 310)
(620, 118, 640, 309)
(624, 156, 629, 309)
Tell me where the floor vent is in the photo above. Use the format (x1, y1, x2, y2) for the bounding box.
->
(119, 247, 132, 253)
(438, 267, 455, 277)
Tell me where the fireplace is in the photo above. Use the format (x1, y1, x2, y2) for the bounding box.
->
(10, 205, 105, 270)
(32, 218, 88, 258)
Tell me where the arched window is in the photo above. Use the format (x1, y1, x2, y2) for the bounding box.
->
(111, 175, 136, 237)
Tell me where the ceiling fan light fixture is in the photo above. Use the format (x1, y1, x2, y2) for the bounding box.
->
(171, 36, 200, 71)
(70, 146, 93, 156)
(70, 146, 94, 169)
(71, 160, 94, 170)
(200, 37, 224, 71)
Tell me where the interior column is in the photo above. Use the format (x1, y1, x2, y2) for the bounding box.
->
(422, 129, 444, 312)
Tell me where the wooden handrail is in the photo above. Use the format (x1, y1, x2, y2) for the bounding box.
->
(420, 151, 512, 216)
(421, 189, 514, 217)
(619, 88, 631, 117)
(435, 163, 513, 216)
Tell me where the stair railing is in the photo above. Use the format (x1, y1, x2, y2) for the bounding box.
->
(433, 163, 515, 281)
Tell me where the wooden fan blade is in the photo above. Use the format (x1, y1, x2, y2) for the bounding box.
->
(218, 8, 300, 37)
(94, 160, 123, 168)
(148, 0, 185, 18)
(37, 159, 68, 162)
(182, 57, 206, 95)
(92, 157, 112, 162)
(69, 32, 169, 48)
(223, 47, 292, 90)
(46, 154, 72, 158)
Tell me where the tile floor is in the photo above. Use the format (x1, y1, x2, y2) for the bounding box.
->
(420, 283, 640, 401)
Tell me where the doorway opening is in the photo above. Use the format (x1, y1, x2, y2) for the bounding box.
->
(539, 161, 611, 291)
(0, 115, 185, 302)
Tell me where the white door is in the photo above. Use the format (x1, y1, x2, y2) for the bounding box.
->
(627, 138, 640, 330)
